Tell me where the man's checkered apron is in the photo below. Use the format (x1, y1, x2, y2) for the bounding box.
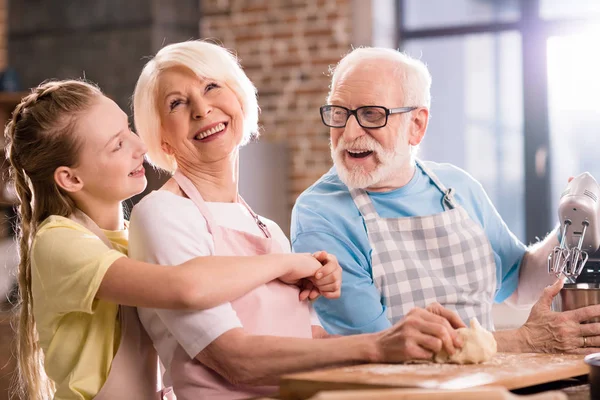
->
(349, 160, 497, 330)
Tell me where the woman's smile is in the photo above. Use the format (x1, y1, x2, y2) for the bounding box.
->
(194, 121, 228, 142)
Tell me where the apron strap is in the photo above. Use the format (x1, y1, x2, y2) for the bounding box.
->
(237, 196, 271, 238)
(349, 188, 379, 221)
(69, 210, 167, 399)
(69, 209, 114, 249)
(172, 170, 219, 234)
(174, 170, 271, 239)
(349, 159, 459, 218)
(415, 159, 458, 210)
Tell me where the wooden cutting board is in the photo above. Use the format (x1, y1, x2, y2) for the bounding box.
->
(305, 386, 569, 400)
(279, 353, 588, 400)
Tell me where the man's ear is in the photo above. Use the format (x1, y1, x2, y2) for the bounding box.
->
(54, 166, 84, 193)
(408, 107, 429, 146)
(161, 141, 174, 156)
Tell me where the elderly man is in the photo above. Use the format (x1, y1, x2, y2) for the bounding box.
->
(292, 47, 600, 353)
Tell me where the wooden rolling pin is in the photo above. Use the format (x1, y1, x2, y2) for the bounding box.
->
(305, 386, 568, 400)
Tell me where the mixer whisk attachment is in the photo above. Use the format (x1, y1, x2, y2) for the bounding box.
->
(548, 220, 571, 277)
(548, 220, 591, 283)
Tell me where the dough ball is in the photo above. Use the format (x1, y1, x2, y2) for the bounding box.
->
(434, 318, 497, 364)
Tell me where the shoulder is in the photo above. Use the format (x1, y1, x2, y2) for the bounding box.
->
(36, 215, 88, 235)
(132, 190, 198, 217)
(33, 216, 100, 251)
(32, 216, 122, 272)
(422, 161, 479, 185)
(293, 167, 355, 220)
(129, 191, 215, 262)
(292, 167, 362, 239)
(420, 161, 487, 200)
(295, 167, 350, 205)
(130, 190, 207, 232)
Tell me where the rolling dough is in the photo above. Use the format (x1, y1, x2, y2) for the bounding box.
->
(434, 318, 497, 364)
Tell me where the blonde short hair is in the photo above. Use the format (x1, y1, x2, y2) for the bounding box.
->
(328, 47, 432, 109)
(133, 40, 259, 171)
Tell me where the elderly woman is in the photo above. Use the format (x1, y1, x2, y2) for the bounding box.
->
(128, 40, 466, 400)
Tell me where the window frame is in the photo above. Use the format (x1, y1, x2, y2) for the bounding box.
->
(397, 0, 600, 242)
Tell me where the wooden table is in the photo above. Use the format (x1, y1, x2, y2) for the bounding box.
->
(280, 353, 590, 400)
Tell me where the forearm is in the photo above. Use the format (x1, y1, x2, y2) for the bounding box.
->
(100, 255, 291, 309)
(493, 328, 530, 353)
(176, 254, 294, 309)
(198, 328, 377, 385)
(507, 229, 559, 308)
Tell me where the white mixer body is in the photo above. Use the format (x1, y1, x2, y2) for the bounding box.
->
(558, 172, 600, 252)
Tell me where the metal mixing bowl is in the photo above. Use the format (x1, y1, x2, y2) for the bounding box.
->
(552, 283, 600, 322)
(585, 353, 600, 400)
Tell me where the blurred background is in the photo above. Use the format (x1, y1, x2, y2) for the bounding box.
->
(0, 0, 599, 396)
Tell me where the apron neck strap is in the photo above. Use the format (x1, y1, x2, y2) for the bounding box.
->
(415, 159, 457, 210)
(172, 170, 218, 233)
(348, 159, 459, 218)
(68, 209, 114, 249)
(237, 196, 271, 238)
(349, 188, 379, 220)
(173, 170, 271, 239)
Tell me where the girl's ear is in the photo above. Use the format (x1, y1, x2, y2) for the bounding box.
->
(54, 167, 83, 193)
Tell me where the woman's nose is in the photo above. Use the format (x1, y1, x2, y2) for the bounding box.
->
(193, 101, 212, 120)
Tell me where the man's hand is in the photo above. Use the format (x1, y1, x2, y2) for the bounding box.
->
(374, 307, 464, 362)
(426, 302, 467, 329)
(519, 279, 600, 354)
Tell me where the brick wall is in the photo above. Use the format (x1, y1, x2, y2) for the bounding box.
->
(201, 0, 354, 207)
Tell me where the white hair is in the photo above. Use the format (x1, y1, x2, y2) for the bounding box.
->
(133, 40, 259, 171)
(327, 47, 432, 109)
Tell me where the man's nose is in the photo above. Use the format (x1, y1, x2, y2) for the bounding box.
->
(342, 114, 366, 143)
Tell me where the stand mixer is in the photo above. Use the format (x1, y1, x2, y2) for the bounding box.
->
(550, 172, 600, 322)
(548, 172, 600, 283)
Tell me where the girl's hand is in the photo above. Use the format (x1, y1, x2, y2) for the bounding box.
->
(308, 251, 342, 300)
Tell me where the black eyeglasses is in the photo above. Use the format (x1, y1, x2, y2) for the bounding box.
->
(320, 105, 418, 129)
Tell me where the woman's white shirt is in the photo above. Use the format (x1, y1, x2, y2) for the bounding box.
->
(128, 190, 320, 385)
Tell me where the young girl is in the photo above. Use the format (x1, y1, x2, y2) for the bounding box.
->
(4, 79, 340, 400)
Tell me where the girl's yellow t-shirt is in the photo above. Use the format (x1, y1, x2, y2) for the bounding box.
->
(31, 215, 128, 400)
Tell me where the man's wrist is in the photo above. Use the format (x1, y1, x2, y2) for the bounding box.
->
(362, 333, 383, 363)
(494, 327, 531, 353)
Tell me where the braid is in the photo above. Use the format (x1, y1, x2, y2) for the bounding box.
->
(5, 108, 53, 400)
(8, 153, 53, 399)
